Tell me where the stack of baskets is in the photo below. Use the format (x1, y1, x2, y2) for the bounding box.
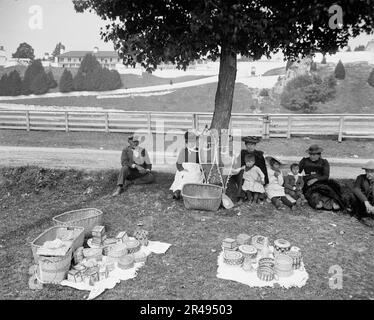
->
(181, 183, 223, 211)
(32, 208, 103, 284)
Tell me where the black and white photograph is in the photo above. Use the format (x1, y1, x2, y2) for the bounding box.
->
(0, 0, 374, 306)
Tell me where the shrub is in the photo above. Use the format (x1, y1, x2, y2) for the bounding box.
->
(368, 69, 374, 87)
(30, 72, 50, 95)
(259, 88, 269, 97)
(46, 70, 57, 89)
(281, 73, 336, 112)
(22, 59, 45, 95)
(73, 54, 123, 92)
(59, 69, 74, 93)
(334, 60, 346, 80)
(7, 70, 23, 96)
(0, 74, 9, 96)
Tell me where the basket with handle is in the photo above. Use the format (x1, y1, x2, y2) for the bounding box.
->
(181, 183, 223, 211)
(52, 208, 103, 237)
(30, 226, 85, 264)
(36, 247, 72, 284)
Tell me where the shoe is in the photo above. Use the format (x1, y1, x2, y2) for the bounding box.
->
(332, 202, 341, 211)
(316, 201, 323, 209)
(361, 217, 374, 228)
(112, 186, 123, 197)
(173, 190, 181, 200)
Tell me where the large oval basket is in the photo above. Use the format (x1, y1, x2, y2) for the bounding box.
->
(181, 183, 223, 211)
(30, 226, 85, 264)
(53, 208, 103, 237)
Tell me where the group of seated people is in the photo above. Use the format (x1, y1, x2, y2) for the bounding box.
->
(112, 133, 374, 226)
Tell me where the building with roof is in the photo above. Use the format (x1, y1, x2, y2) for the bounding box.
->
(0, 45, 8, 66)
(57, 47, 122, 69)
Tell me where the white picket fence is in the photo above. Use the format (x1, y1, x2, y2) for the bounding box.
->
(0, 109, 373, 141)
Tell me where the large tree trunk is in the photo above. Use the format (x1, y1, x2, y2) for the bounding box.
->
(210, 46, 237, 130)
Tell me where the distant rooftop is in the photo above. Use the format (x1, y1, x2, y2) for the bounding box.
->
(58, 51, 119, 58)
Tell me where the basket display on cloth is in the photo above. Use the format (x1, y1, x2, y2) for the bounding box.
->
(30, 226, 85, 264)
(181, 183, 223, 211)
(37, 247, 72, 284)
(53, 208, 103, 237)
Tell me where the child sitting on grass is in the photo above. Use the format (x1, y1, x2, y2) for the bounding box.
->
(242, 153, 265, 203)
(265, 157, 296, 210)
(284, 163, 306, 206)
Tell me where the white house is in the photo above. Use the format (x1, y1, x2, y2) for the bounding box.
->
(0, 46, 7, 66)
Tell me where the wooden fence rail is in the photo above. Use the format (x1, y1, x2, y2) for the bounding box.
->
(1, 109, 374, 142)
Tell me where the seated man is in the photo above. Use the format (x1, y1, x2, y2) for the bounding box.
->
(351, 160, 374, 225)
(112, 135, 155, 196)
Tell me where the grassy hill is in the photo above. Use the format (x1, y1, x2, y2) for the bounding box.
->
(0, 65, 208, 92)
(0, 83, 254, 113)
(1, 62, 373, 114)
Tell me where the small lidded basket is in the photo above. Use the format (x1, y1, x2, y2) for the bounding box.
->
(133, 229, 149, 246)
(238, 245, 257, 260)
(223, 251, 244, 266)
(286, 247, 303, 270)
(124, 239, 141, 254)
(273, 239, 291, 254)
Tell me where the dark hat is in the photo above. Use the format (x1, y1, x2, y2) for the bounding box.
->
(362, 160, 374, 170)
(265, 156, 282, 166)
(128, 135, 139, 142)
(306, 144, 323, 154)
(242, 136, 261, 144)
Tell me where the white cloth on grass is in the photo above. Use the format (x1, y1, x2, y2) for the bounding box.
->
(216, 248, 309, 289)
(60, 240, 172, 300)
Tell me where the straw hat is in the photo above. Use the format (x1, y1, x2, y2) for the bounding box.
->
(306, 144, 323, 154)
(265, 156, 282, 166)
(362, 160, 374, 170)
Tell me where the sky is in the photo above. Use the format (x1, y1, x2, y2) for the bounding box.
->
(0, 0, 373, 59)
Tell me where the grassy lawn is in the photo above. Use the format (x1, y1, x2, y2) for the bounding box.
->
(0, 83, 253, 113)
(0, 166, 373, 300)
(1, 130, 374, 159)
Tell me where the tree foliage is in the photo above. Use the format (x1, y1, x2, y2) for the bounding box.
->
(73, 0, 374, 129)
(52, 42, 66, 58)
(59, 69, 74, 93)
(46, 70, 58, 89)
(12, 42, 35, 60)
(334, 60, 346, 79)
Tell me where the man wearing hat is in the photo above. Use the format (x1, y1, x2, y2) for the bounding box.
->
(232, 136, 269, 201)
(351, 160, 374, 221)
(112, 135, 155, 197)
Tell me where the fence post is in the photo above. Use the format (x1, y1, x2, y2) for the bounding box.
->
(192, 113, 198, 130)
(105, 112, 109, 133)
(65, 112, 69, 133)
(26, 111, 30, 131)
(338, 116, 344, 142)
(262, 115, 270, 139)
(147, 112, 152, 139)
(287, 116, 292, 139)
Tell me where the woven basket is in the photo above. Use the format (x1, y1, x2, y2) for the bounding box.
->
(37, 247, 72, 284)
(181, 183, 223, 211)
(53, 208, 103, 237)
(30, 226, 84, 264)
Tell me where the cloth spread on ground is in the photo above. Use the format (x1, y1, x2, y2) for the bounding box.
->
(216, 248, 309, 289)
(60, 240, 171, 300)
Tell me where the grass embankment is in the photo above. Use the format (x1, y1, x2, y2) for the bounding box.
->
(0, 166, 374, 299)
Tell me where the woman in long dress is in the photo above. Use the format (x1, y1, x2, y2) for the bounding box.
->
(299, 145, 345, 210)
(170, 131, 205, 199)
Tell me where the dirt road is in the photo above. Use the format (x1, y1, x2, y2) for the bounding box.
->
(0, 146, 366, 178)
